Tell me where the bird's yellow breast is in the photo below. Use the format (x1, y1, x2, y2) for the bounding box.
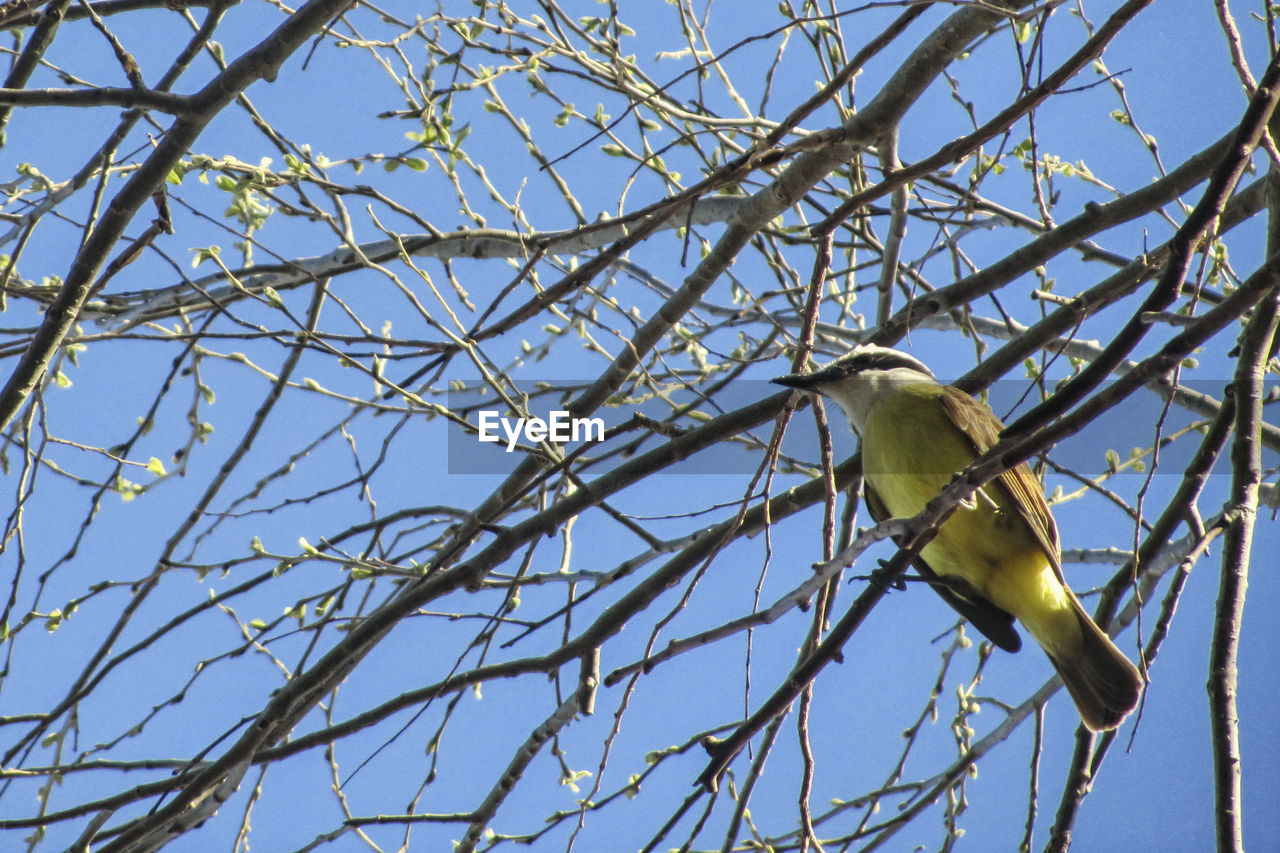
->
(861, 383, 1074, 645)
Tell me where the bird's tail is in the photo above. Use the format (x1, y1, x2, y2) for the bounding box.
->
(1046, 596, 1143, 732)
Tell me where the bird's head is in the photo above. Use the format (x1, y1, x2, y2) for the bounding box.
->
(772, 345, 935, 431)
(772, 345, 933, 392)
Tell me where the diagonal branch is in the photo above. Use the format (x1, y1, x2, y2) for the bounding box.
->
(1004, 47, 1280, 437)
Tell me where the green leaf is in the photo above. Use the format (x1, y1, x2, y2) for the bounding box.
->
(284, 603, 307, 626)
(192, 246, 221, 267)
(146, 457, 167, 476)
(115, 475, 139, 501)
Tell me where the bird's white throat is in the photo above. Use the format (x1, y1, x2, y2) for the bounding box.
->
(818, 366, 937, 434)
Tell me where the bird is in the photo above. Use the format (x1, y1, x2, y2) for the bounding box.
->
(773, 344, 1142, 731)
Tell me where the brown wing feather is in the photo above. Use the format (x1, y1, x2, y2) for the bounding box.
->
(939, 387, 1064, 578)
(862, 461, 1022, 653)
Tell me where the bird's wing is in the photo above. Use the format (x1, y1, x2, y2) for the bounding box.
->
(863, 468, 1023, 652)
(939, 386, 1064, 577)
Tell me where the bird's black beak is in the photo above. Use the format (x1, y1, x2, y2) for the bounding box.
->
(772, 367, 834, 391)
